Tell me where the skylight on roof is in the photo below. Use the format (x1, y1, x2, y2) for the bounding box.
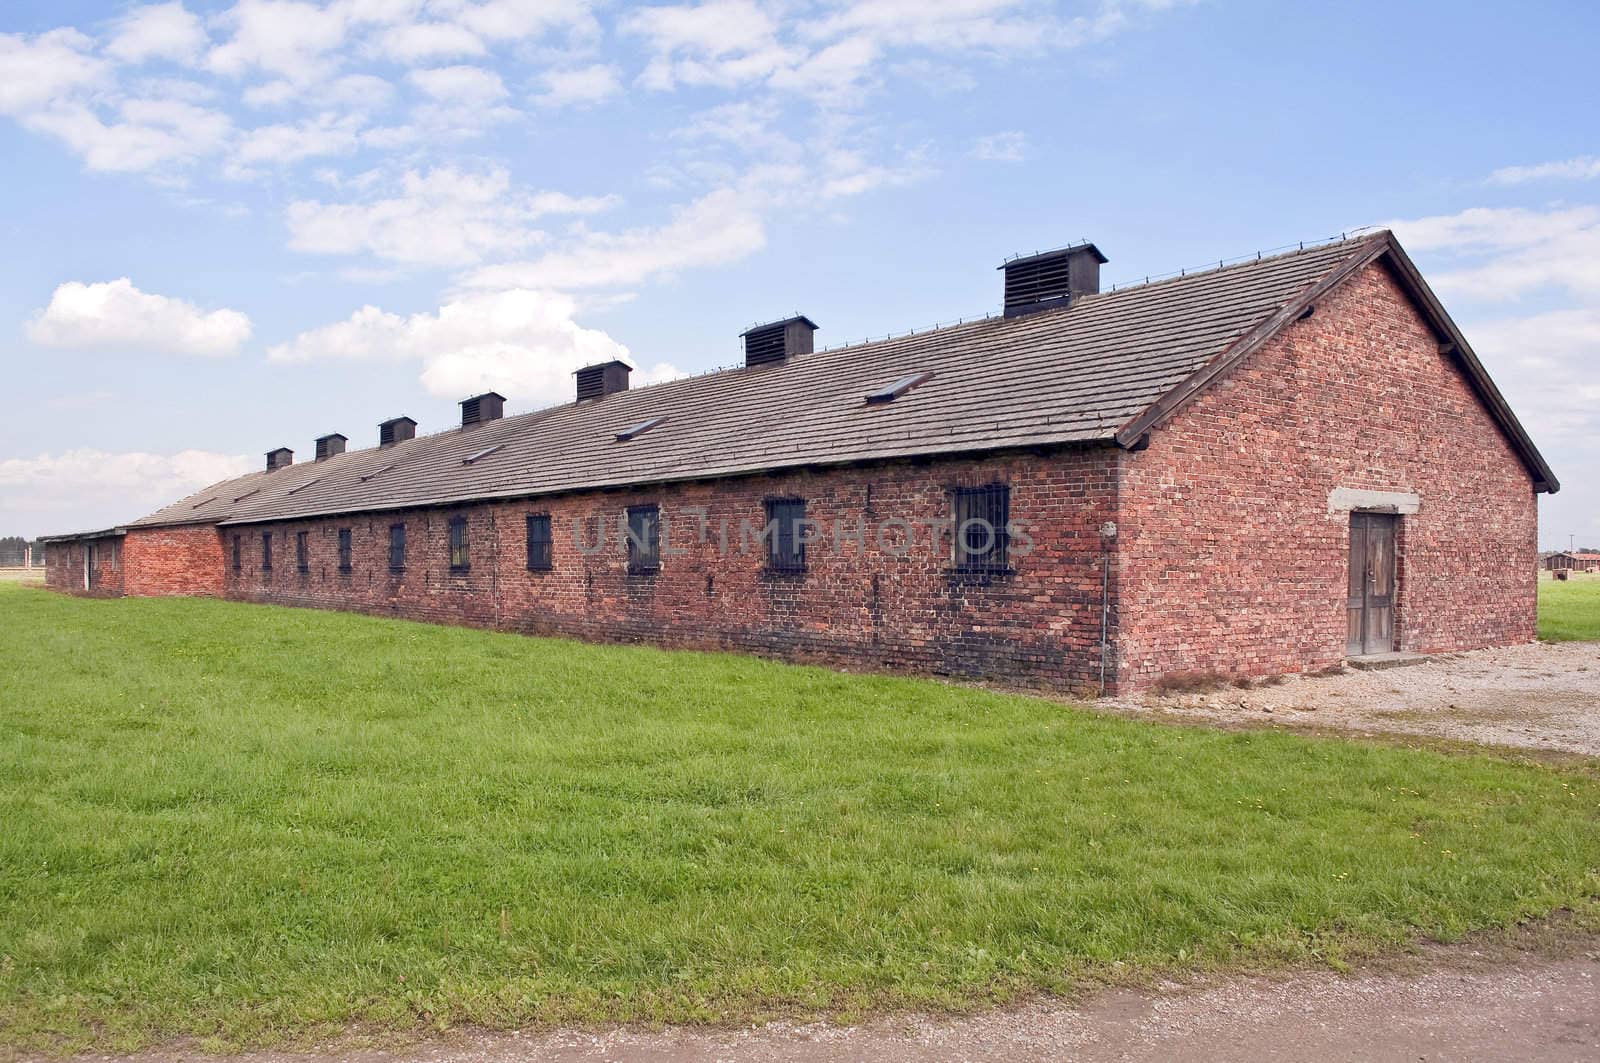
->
(615, 416, 665, 442)
(232, 489, 260, 503)
(286, 477, 323, 495)
(359, 463, 396, 483)
(191, 496, 218, 509)
(865, 371, 933, 405)
(463, 444, 504, 465)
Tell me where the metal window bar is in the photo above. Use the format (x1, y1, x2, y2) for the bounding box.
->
(448, 517, 470, 571)
(766, 498, 806, 573)
(388, 523, 406, 571)
(526, 514, 552, 571)
(626, 505, 660, 574)
(953, 484, 1010, 574)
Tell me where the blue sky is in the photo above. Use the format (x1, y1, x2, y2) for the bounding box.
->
(1, 0, 1596, 548)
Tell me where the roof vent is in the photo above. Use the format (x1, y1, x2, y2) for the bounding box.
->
(379, 417, 416, 448)
(460, 392, 505, 428)
(741, 315, 817, 368)
(314, 433, 347, 461)
(265, 447, 293, 472)
(575, 360, 631, 402)
(1000, 241, 1107, 317)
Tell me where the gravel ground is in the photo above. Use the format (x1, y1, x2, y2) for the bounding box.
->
(39, 939, 1600, 1063)
(1107, 641, 1600, 757)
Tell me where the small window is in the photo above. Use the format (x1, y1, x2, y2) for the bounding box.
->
(626, 505, 659, 574)
(261, 532, 273, 572)
(766, 498, 807, 574)
(952, 484, 1011, 574)
(388, 523, 406, 572)
(526, 514, 552, 571)
(232, 535, 241, 573)
(448, 516, 470, 572)
(337, 528, 353, 573)
(295, 531, 309, 574)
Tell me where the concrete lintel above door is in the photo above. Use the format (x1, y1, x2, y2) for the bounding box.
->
(1328, 487, 1421, 515)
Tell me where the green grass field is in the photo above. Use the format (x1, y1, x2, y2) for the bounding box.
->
(2, 583, 1599, 1052)
(1539, 573, 1600, 641)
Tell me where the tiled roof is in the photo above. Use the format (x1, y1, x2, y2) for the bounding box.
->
(121, 233, 1546, 531)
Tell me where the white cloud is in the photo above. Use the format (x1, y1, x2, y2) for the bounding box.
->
(229, 112, 364, 174)
(436, 0, 599, 42)
(27, 278, 252, 357)
(373, 21, 487, 63)
(969, 129, 1026, 162)
(460, 186, 766, 290)
(23, 98, 232, 173)
(0, 29, 109, 116)
(408, 64, 508, 104)
(1383, 205, 1600, 302)
(205, 0, 350, 83)
(285, 164, 617, 266)
(0, 449, 255, 530)
(106, 3, 209, 65)
(1488, 156, 1600, 185)
(266, 287, 661, 405)
(535, 64, 622, 106)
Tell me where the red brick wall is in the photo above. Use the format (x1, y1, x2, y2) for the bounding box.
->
(44, 536, 125, 597)
(221, 450, 1120, 690)
(123, 525, 226, 597)
(1114, 260, 1539, 688)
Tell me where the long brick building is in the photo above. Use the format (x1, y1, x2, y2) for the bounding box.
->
(42, 231, 1558, 693)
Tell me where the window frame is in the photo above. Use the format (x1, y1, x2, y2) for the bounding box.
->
(388, 522, 406, 573)
(337, 527, 353, 573)
(526, 513, 552, 571)
(448, 516, 470, 573)
(625, 504, 660, 575)
(295, 530, 309, 574)
(232, 534, 241, 573)
(261, 532, 273, 573)
(951, 483, 1012, 575)
(764, 497, 807, 574)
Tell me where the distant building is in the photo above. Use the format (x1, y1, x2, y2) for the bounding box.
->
(40, 231, 1558, 693)
(1545, 552, 1600, 573)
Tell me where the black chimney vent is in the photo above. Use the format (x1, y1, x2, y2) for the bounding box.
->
(460, 391, 506, 428)
(265, 447, 293, 472)
(379, 416, 416, 447)
(741, 315, 817, 368)
(1000, 242, 1107, 317)
(575, 360, 632, 401)
(314, 433, 347, 461)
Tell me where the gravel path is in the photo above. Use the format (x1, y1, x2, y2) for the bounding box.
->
(43, 941, 1600, 1063)
(1109, 641, 1600, 757)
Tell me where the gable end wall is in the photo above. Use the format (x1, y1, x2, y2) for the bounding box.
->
(1115, 260, 1538, 688)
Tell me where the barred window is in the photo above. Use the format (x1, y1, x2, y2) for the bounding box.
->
(232, 535, 241, 573)
(261, 532, 272, 572)
(296, 531, 309, 574)
(388, 523, 406, 572)
(448, 516, 470, 572)
(337, 528, 353, 573)
(765, 498, 807, 573)
(952, 484, 1010, 574)
(526, 514, 552, 571)
(626, 505, 659, 574)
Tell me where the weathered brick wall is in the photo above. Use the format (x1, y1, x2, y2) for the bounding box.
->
(1115, 260, 1539, 688)
(43, 536, 125, 597)
(124, 524, 226, 597)
(222, 449, 1120, 691)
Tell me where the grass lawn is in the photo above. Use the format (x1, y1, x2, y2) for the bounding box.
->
(2, 584, 1599, 1052)
(1539, 573, 1600, 641)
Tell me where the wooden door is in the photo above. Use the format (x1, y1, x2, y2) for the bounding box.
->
(1346, 513, 1397, 655)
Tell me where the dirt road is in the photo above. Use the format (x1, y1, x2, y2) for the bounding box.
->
(56, 942, 1599, 1063)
